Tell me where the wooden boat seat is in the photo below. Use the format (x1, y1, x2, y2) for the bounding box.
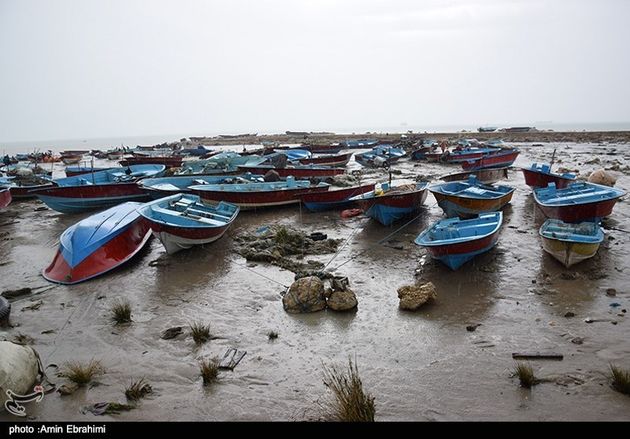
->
(184, 206, 232, 221)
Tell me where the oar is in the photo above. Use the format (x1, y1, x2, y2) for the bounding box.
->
(550, 148, 557, 171)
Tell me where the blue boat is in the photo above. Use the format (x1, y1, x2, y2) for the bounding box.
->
(349, 181, 428, 226)
(177, 152, 264, 174)
(415, 212, 503, 270)
(274, 149, 311, 161)
(355, 145, 406, 168)
(43, 202, 152, 284)
(138, 174, 264, 199)
(138, 194, 240, 254)
(539, 219, 604, 267)
(65, 166, 115, 177)
(429, 176, 515, 218)
(179, 145, 214, 156)
(299, 183, 375, 212)
(340, 139, 379, 149)
(33, 165, 165, 214)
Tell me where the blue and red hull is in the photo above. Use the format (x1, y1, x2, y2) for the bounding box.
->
(300, 184, 375, 212)
(462, 150, 520, 170)
(0, 188, 11, 208)
(354, 188, 428, 226)
(424, 232, 500, 270)
(34, 183, 151, 214)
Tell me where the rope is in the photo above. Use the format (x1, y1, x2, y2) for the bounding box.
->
(231, 259, 291, 289)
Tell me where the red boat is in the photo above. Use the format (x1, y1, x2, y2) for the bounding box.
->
(119, 156, 183, 168)
(297, 152, 353, 167)
(303, 144, 343, 154)
(462, 149, 520, 171)
(0, 188, 11, 208)
(520, 163, 576, 189)
(349, 182, 429, 226)
(299, 183, 375, 212)
(236, 164, 345, 178)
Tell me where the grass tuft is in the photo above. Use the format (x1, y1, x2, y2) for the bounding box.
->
(267, 331, 279, 340)
(59, 360, 104, 386)
(125, 378, 153, 401)
(321, 357, 375, 422)
(110, 300, 132, 325)
(610, 364, 630, 395)
(514, 362, 537, 388)
(200, 357, 220, 385)
(189, 322, 211, 345)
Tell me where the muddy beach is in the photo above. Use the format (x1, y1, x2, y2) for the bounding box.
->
(1, 141, 629, 421)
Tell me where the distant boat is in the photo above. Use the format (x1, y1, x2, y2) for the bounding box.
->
(297, 152, 353, 167)
(189, 177, 330, 210)
(520, 163, 576, 189)
(42, 202, 152, 284)
(354, 146, 405, 168)
(533, 182, 625, 222)
(138, 194, 239, 254)
(106, 151, 124, 160)
(440, 167, 509, 185)
(139, 174, 263, 199)
(179, 145, 214, 156)
(429, 176, 515, 218)
(349, 181, 428, 226)
(2, 175, 55, 199)
(539, 219, 604, 267)
(299, 183, 375, 212)
(65, 166, 115, 177)
(478, 127, 498, 132)
(32, 165, 165, 214)
(120, 156, 183, 168)
(340, 139, 379, 149)
(236, 164, 345, 179)
(0, 188, 11, 208)
(410, 145, 437, 160)
(504, 127, 536, 132)
(461, 149, 520, 170)
(61, 155, 83, 165)
(425, 146, 500, 163)
(303, 144, 343, 154)
(415, 212, 503, 270)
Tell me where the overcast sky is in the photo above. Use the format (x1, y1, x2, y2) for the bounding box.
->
(1, 0, 629, 141)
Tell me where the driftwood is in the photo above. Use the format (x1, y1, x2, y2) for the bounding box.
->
(219, 348, 246, 370)
(512, 353, 564, 361)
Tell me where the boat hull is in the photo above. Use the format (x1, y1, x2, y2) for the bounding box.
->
(8, 183, 55, 199)
(462, 150, 520, 170)
(535, 198, 619, 222)
(191, 185, 329, 210)
(34, 184, 150, 214)
(297, 152, 353, 167)
(541, 237, 601, 267)
(300, 184, 375, 212)
(236, 165, 344, 178)
(430, 190, 514, 218)
(441, 167, 509, 185)
(425, 232, 500, 270)
(0, 188, 11, 208)
(120, 157, 183, 168)
(521, 168, 575, 189)
(65, 167, 113, 177)
(150, 223, 231, 254)
(354, 188, 428, 226)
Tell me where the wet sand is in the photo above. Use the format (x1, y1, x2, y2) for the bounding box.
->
(1, 141, 629, 421)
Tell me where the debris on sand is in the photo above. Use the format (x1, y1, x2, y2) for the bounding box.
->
(20, 300, 43, 312)
(57, 382, 79, 396)
(161, 326, 183, 340)
(109, 300, 132, 325)
(58, 360, 104, 386)
(189, 322, 211, 345)
(397, 282, 437, 311)
(327, 288, 358, 311)
(267, 331, 279, 340)
(283, 276, 327, 313)
(219, 348, 247, 370)
(1, 287, 32, 299)
(588, 169, 617, 187)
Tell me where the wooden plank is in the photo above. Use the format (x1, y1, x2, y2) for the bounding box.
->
(512, 352, 564, 361)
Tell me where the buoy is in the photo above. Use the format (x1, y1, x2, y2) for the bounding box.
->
(0, 341, 41, 410)
(341, 208, 363, 218)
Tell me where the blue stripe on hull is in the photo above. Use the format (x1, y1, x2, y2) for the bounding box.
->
(435, 240, 498, 270)
(365, 204, 416, 226)
(303, 200, 352, 212)
(437, 199, 506, 218)
(37, 194, 150, 214)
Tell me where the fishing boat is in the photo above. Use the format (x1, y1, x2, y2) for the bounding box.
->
(348, 181, 428, 226)
(236, 164, 345, 179)
(278, 149, 311, 161)
(415, 212, 503, 270)
(138, 174, 263, 199)
(304, 144, 343, 154)
(65, 166, 115, 177)
(189, 177, 330, 209)
(461, 148, 520, 170)
(106, 152, 124, 161)
(411, 145, 437, 160)
(425, 146, 500, 163)
(137, 194, 239, 254)
(42, 202, 152, 284)
(120, 156, 183, 168)
(0, 188, 11, 208)
(520, 163, 576, 189)
(429, 175, 515, 218)
(2, 175, 55, 199)
(296, 152, 353, 167)
(539, 219, 604, 267)
(440, 167, 509, 185)
(179, 145, 214, 157)
(32, 165, 165, 214)
(299, 183, 375, 212)
(61, 155, 83, 165)
(354, 146, 405, 168)
(533, 182, 626, 222)
(340, 139, 379, 149)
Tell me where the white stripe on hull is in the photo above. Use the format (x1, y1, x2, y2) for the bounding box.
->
(155, 229, 228, 254)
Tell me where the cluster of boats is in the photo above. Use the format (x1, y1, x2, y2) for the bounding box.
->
(1, 137, 626, 284)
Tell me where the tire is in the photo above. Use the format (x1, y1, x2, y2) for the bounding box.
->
(0, 296, 10, 325)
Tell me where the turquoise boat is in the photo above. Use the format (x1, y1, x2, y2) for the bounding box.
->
(539, 219, 604, 267)
(429, 176, 515, 218)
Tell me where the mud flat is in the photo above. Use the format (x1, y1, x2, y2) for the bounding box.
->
(1, 140, 629, 421)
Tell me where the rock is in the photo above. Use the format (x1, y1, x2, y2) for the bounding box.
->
(605, 288, 617, 297)
(263, 170, 281, 182)
(324, 287, 333, 299)
(397, 282, 437, 311)
(161, 327, 183, 340)
(571, 337, 584, 345)
(1, 287, 32, 299)
(282, 276, 327, 313)
(57, 382, 79, 396)
(327, 288, 358, 311)
(331, 276, 349, 292)
(466, 324, 481, 332)
(588, 169, 617, 187)
(564, 311, 576, 318)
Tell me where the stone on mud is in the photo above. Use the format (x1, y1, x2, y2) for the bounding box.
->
(327, 288, 358, 311)
(397, 282, 437, 310)
(588, 169, 617, 187)
(283, 276, 327, 313)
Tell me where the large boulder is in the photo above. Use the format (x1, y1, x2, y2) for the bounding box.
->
(283, 276, 327, 313)
(588, 169, 617, 187)
(327, 288, 358, 311)
(0, 341, 40, 410)
(397, 282, 437, 310)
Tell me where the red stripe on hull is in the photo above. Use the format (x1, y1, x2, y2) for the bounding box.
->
(147, 221, 228, 240)
(191, 185, 329, 207)
(462, 151, 520, 170)
(0, 189, 11, 208)
(536, 199, 620, 222)
(354, 189, 428, 210)
(300, 184, 374, 203)
(426, 233, 497, 257)
(33, 183, 145, 198)
(237, 166, 345, 178)
(298, 153, 353, 167)
(119, 157, 183, 168)
(9, 184, 55, 199)
(43, 218, 151, 284)
(521, 169, 574, 189)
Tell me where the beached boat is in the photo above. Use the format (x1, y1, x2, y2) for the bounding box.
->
(299, 183, 375, 212)
(349, 181, 428, 226)
(138, 194, 239, 254)
(120, 156, 183, 168)
(415, 212, 503, 270)
(279, 149, 311, 161)
(65, 166, 115, 177)
(297, 152, 353, 167)
(340, 139, 379, 149)
(0, 188, 11, 208)
(410, 145, 437, 160)
(236, 164, 344, 179)
(138, 174, 263, 199)
(478, 127, 498, 132)
(440, 167, 509, 185)
(304, 144, 343, 154)
(429, 176, 515, 218)
(539, 219, 604, 268)
(32, 165, 165, 214)
(42, 202, 152, 284)
(355, 146, 405, 168)
(189, 177, 330, 210)
(106, 152, 124, 161)
(426, 146, 500, 163)
(462, 148, 520, 170)
(1, 175, 55, 199)
(61, 155, 83, 165)
(533, 182, 625, 222)
(520, 163, 576, 189)
(179, 145, 214, 157)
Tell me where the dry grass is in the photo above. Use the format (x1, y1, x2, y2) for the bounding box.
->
(610, 364, 630, 395)
(125, 378, 153, 401)
(200, 358, 220, 385)
(110, 300, 132, 325)
(190, 322, 211, 345)
(514, 362, 537, 388)
(320, 357, 375, 422)
(59, 360, 104, 386)
(267, 331, 279, 340)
